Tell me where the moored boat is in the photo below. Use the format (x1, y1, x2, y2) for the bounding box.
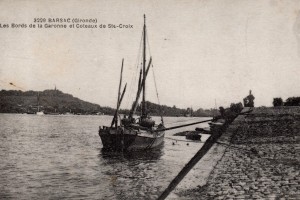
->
(99, 15, 165, 151)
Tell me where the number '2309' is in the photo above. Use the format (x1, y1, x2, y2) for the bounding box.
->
(34, 18, 46, 23)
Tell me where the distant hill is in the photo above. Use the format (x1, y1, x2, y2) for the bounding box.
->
(0, 89, 218, 116)
(0, 89, 114, 115)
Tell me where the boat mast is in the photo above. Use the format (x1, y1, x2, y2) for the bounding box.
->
(116, 59, 124, 127)
(142, 14, 146, 117)
(129, 57, 152, 118)
(129, 15, 152, 118)
(111, 59, 124, 128)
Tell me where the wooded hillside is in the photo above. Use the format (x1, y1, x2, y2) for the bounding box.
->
(0, 89, 217, 116)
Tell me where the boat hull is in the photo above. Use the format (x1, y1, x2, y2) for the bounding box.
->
(99, 126, 165, 151)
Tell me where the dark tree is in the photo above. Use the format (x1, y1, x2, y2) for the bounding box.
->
(284, 97, 300, 106)
(273, 98, 283, 107)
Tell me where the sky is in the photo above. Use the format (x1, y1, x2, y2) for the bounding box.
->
(0, 0, 300, 110)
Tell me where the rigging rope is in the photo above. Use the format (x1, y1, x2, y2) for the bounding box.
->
(163, 118, 209, 126)
(151, 64, 164, 123)
(146, 32, 164, 123)
(125, 29, 144, 110)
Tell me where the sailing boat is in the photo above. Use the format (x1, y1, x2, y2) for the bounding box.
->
(36, 92, 44, 115)
(99, 15, 165, 151)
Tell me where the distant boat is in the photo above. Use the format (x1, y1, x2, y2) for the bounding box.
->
(64, 112, 73, 115)
(36, 111, 44, 115)
(36, 92, 44, 115)
(64, 109, 73, 115)
(99, 15, 165, 151)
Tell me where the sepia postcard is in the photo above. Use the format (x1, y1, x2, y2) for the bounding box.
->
(1, 0, 299, 199)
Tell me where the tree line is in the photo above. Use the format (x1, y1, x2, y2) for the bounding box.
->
(273, 97, 300, 107)
(0, 89, 218, 116)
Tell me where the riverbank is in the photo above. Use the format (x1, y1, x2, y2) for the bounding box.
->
(171, 106, 300, 199)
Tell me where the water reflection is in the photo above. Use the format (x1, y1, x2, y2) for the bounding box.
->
(100, 143, 164, 161)
(99, 145, 166, 199)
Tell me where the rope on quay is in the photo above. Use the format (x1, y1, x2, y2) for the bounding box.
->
(164, 137, 206, 143)
(154, 119, 213, 132)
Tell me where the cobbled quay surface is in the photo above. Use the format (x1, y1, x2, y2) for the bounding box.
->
(179, 107, 300, 199)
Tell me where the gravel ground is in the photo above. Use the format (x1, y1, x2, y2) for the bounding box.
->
(176, 107, 300, 199)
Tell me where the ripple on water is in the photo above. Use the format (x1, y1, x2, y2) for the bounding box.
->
(0, 114, 211, 199)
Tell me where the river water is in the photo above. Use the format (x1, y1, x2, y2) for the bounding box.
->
(0, 114, 211, 199)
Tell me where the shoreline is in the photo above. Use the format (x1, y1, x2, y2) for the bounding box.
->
(171, 106, 300, 199)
